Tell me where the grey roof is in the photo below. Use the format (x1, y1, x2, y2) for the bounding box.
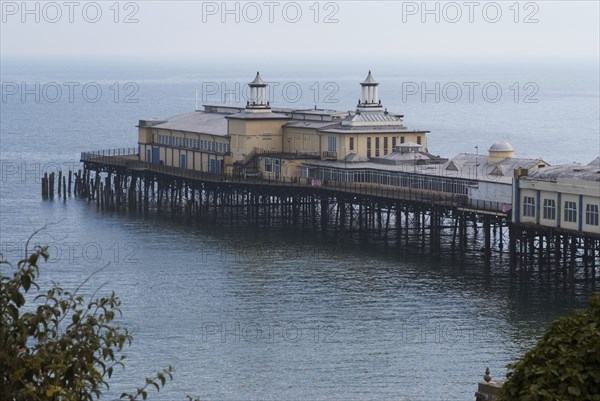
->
(588, 157, 600, 166)
(343, 153, 369, 163)
(303, 153, 546, 185)
(320, 126, 428, 134)
(284, 121, 339, 129)
(290, 108, 342, 116)
(527, 164, 600, 182)
(152, 111, 228, 136)
(343, 112, 403, 124)
(444, 153, 546, 183)
(361, 70, 379, 85)
(225, 110, 290, 120)
(374, 150, 434, 165)
(249, 71, 266, 86)
(489, 141, 514, 152)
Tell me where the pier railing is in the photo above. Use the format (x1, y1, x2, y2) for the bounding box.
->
(82, 148, 138, 157)
(81, 152, 510, 213)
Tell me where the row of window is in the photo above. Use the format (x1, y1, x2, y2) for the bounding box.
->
(305, 166, 471, 195)
(361, 136, 422, 158)
(523, 196, 599, 225)
(157, 134, 229, 153)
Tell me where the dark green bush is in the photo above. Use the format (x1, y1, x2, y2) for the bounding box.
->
(500, 292, 600, 401)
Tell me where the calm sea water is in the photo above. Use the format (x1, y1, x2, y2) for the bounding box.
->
(1, 60, 598, 400)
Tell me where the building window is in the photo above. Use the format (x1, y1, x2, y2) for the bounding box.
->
(543, 199, 556, 220)
(564, 201, 577, 223)
(383, 137, 388, 154)
(264, 158, 280, 175)
(417, 136, 422, 145)
(349, 137, 354, 151)
(392, 137, 397, 149)
(400, 136, 405, 144)
(523, 196, 535, 217)
(367, 137, 372, 158)
(375, 137, 380, 157)
(586, 204, 599, 225)
(328, 136, 337, 152)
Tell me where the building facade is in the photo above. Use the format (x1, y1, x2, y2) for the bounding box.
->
(514, 164, 600, 235)
(138, 71, 430, 176)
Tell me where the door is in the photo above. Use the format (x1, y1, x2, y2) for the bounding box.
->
(180, 154, 187, 169)
(209, 159, 221, 174)
(152, 147, 160, 164)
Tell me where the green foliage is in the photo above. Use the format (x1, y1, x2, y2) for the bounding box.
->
(0, 233, 186, 400)
(500, 292, 600, 401)
(119, 367, 174, 401)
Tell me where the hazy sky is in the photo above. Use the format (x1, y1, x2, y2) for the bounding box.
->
(1, 1, 599, 64)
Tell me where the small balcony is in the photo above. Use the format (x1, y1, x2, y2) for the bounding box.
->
(322, 151, 338, 160)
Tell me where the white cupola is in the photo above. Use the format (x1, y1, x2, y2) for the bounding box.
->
(357, 70, 384, 112)
(488, 141, 515, 163)
(246, 71, 270, 111)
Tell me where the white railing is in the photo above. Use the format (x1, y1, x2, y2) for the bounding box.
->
(81, 147, 138, 159)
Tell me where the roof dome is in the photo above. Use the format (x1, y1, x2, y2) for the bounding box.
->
(488, 141, 514, 152)
(249, 71, 266, 86)
(361, 70, 379, 85)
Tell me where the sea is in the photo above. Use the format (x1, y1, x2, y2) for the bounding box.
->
(1, 59, 599, 400)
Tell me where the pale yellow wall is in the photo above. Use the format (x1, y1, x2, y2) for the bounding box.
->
(583, 195, 600, 234)
(228, 119, 287, 162)
(138, 127, 153, 144)
(488, 150, 515, 164)
(257, 157, 311, 180)
(140, 143, 150, 162)
(561, 193, 580, 231)
(519, 179, 600, 234)
(519, 188, 537, 224)
(280, 128, 429, 161)
(333, 132, 427, 160)
(138, 127, 228, 172)
(152, 129, 229, 151)
(283, 128, 320, 153)
(539, 190, 559, 228)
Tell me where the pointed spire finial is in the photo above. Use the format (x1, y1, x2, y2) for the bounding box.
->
(484, 368, 492, 383)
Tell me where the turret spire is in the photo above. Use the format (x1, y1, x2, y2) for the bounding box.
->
(247, 71, 270, 111)
(357, 70, 383, 112)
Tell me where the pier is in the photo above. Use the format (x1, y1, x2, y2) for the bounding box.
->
(40, 148, 599, 284)
(38, 70, 600, 285)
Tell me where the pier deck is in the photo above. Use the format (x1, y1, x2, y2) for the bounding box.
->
(39, 151, 600, 283)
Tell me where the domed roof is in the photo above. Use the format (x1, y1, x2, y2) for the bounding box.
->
(488, 141, 514, 152)
(361, 70, 379, 85)
(249, 71, 266, 86)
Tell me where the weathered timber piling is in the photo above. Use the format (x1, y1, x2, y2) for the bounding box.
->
(41, 155, 600, 284)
